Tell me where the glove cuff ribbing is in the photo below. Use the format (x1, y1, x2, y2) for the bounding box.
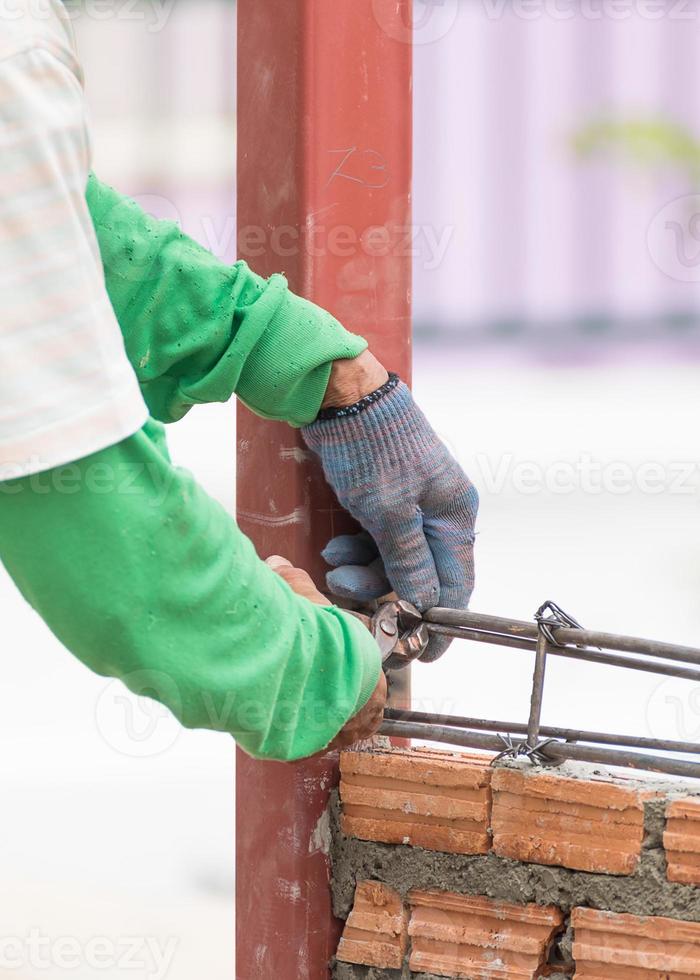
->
(302, 376, 443, 492)
(316, 372, 401, 420)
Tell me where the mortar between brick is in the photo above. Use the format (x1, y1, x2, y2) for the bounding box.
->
(332, 750, 700, 980)
(333, 969, 571, 980)
(330, 791, 700, 925)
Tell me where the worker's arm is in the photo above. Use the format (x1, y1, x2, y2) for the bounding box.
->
(86, 175, 367, 427)
(0, 419, 383, 761)
(0, 26, 383, 760)
(87, 180, 479, 656)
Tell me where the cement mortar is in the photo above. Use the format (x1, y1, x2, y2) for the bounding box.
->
(331, 760, 700, 979)
(333, 966, 571, 980)
(330, 792, 700, 923)
(332, 963, 482, 980)
(333, 964, 404, 980)
(553, 923, 574, 969)
(334, 966, 482, 980)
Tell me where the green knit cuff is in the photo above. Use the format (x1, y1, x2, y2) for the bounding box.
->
(235, 282, 367, 427)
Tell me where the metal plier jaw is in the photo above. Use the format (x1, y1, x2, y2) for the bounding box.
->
(352, 600, 429, 671)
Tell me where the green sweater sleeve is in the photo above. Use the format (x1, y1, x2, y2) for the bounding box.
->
(0, 421, 381, 761)
(86, 175, 367, 427)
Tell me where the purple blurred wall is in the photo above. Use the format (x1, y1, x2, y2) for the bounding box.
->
(413, 1, 700, 336)
(76, 0, 700, 341)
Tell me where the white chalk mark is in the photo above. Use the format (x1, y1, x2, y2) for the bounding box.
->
(238, 507, 307, 528)
(276, 878, 303, 904)
(308, 808, 332, 856)
(280, 447, 314, 463)
(326, 147, 390, 189)
(305, 203, 339, 229)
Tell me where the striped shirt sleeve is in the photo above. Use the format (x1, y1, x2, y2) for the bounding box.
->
(0, 43, 147, 479)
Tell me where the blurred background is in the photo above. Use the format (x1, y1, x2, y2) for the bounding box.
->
(4, 0, 700, 976)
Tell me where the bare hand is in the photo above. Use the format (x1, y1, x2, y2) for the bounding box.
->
(265, 556, 387, 753)
(326, 669, 387, 752)
(321, 350, 389, 409)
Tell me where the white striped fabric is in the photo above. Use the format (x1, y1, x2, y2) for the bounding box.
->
(0, 0, 147, 479)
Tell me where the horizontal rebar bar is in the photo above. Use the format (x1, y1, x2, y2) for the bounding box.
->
(425, 608, 700, 667)
(383, 708, 700, 755)
(425, 623, 700, 683)
(388, 606, 700, 780)
(380, 720, 700, 780)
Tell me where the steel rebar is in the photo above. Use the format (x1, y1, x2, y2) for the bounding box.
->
(424, 608, 700, 667)
(383, 708, 700, 755)
(527, 630, 548, 746)
(424, 623, 700, 683)
(380, 720, 700, 780)
(384, 605, 700, 780)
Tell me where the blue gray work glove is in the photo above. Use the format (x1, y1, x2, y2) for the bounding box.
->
(302, 374, 478, 661)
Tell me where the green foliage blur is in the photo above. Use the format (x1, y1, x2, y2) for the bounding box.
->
(572, 118, 700, 188)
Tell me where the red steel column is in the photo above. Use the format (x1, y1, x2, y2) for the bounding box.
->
(236, 2, 412, 977)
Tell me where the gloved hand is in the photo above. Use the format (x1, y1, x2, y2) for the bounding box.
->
(302, 373, 479, 661)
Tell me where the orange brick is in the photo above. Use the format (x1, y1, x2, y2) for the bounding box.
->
(340, 746, 493, 855)
(408, 890, 564, 978)
(491, 768, 652, 875)
(336, 881, 408, 970)
(664, 797, 700, 885)
(572, 906, 700, 978)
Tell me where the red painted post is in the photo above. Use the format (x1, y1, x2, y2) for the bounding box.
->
(236, 2, 412, 977)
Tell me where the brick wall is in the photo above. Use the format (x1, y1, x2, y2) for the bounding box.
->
(331, 745, 700, 979)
